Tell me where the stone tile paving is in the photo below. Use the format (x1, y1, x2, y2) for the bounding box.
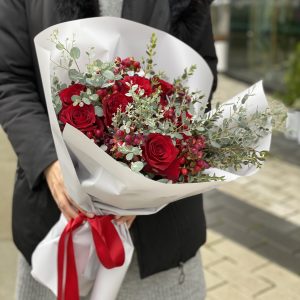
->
(0, 128, 17, 300)
(202, 75, 300, 300)
(1, 75, 299, 300)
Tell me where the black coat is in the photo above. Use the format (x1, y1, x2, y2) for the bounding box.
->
(0, 0, 217, 278)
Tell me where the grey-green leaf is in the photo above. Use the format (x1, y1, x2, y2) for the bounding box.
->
(95, 106, 103, 117)
(82, 97, 91, 105)
(126, 153, 134, 161)
(102, 70, 115, 80)
(71, 95, 81, 102)
(70, 47, 80, 59)
(90, 94, 99, 101)
(69, 69, 83, 81)
(56, 43, 64, 50)
(131, 161, 144, 173)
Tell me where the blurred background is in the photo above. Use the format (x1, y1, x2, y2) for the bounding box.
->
(0, 0, 300, 299)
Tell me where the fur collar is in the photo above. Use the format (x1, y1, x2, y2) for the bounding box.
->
(56, 0, 100, 22)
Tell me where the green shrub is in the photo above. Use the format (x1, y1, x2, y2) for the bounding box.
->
(281, 43, 300, 109)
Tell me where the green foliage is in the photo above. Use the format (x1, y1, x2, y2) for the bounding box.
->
(280, 43, 300, 109)
(144, 33, 157, 75)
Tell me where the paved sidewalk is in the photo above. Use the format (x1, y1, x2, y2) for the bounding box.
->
(202, 75, 300, 300)
(0, 75, 299, 300)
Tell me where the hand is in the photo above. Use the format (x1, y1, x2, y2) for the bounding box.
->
(114, 215, 136, 228)
(44, 160, 94, 221)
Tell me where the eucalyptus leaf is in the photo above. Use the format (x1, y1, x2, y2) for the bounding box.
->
(173, 132, 183, 139)
(102, 82, 114, 88)
(102, 70, 115, 80)
(241, 94, 249, 104)
(94, 106, 103, 117)
(131, 161, 144, 173)
(56, 43, 64, 50)
(69, 69, 83, 81)
(70, 47, 80, 59)
(132, 147, 141, 155)
(71, 95, 81, 102)
(82, 97, 91, 105)
(157, 178, 170, 184)
(126, 153, 134, 161)
(90, 94, 99, 101)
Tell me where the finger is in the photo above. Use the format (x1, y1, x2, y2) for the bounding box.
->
(127, 216, 136, 228)
(65, 191, 94, 218)
(114, 216, 127, 224)
(57, 195, 78, 220)
(115, 216, 134, 225)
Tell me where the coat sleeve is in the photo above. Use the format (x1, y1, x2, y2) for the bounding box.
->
(0, 0, 57, 189)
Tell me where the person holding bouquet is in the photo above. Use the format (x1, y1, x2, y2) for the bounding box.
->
(0, 0, 217, 299)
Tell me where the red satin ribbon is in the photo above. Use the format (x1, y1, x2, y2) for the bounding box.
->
(57, 214, 125, 300)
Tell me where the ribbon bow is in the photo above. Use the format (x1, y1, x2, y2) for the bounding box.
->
(57, 214, 125, 300)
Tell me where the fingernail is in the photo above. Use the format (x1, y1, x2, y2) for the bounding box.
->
(87, 213, 94, 218)
(114, 216, 121, 219)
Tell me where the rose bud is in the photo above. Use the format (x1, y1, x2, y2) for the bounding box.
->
(197, 151, 203, 159)
(122, 57, 132, 67)
(115, 57, 122, 64)
(125, 135, 132, 144)
(133, 137, 141, 145)
(133, 61, 140, 70)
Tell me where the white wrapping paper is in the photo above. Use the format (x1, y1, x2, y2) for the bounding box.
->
(34, 16, 271, 214)
(32, 17, 272, 299)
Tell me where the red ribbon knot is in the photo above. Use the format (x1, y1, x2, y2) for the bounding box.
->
(57, 213, 125, 300)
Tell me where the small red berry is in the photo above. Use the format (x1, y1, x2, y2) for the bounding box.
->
(193, 165, 201, 173)
(179, 157, 186, 165)
(116, 130, 125, 137)
(86, 131, 93, 139)
(181, 168, 188, 176)
(94, 129, 103, 138)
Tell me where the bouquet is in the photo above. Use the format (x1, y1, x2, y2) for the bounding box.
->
(32, 17, 272, 300)
(51, 32, 270, 184)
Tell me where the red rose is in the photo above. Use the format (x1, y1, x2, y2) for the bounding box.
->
(158, 79, 174, 96)
(59, 104, 96, 130)
(119, 75, 153, 96)
(161, 158, 181, 181)
(142, 133, 179, 175)
(59, 84, 86, 107)
(102, 92, 131, 126)
(154, 79, 174, 106)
